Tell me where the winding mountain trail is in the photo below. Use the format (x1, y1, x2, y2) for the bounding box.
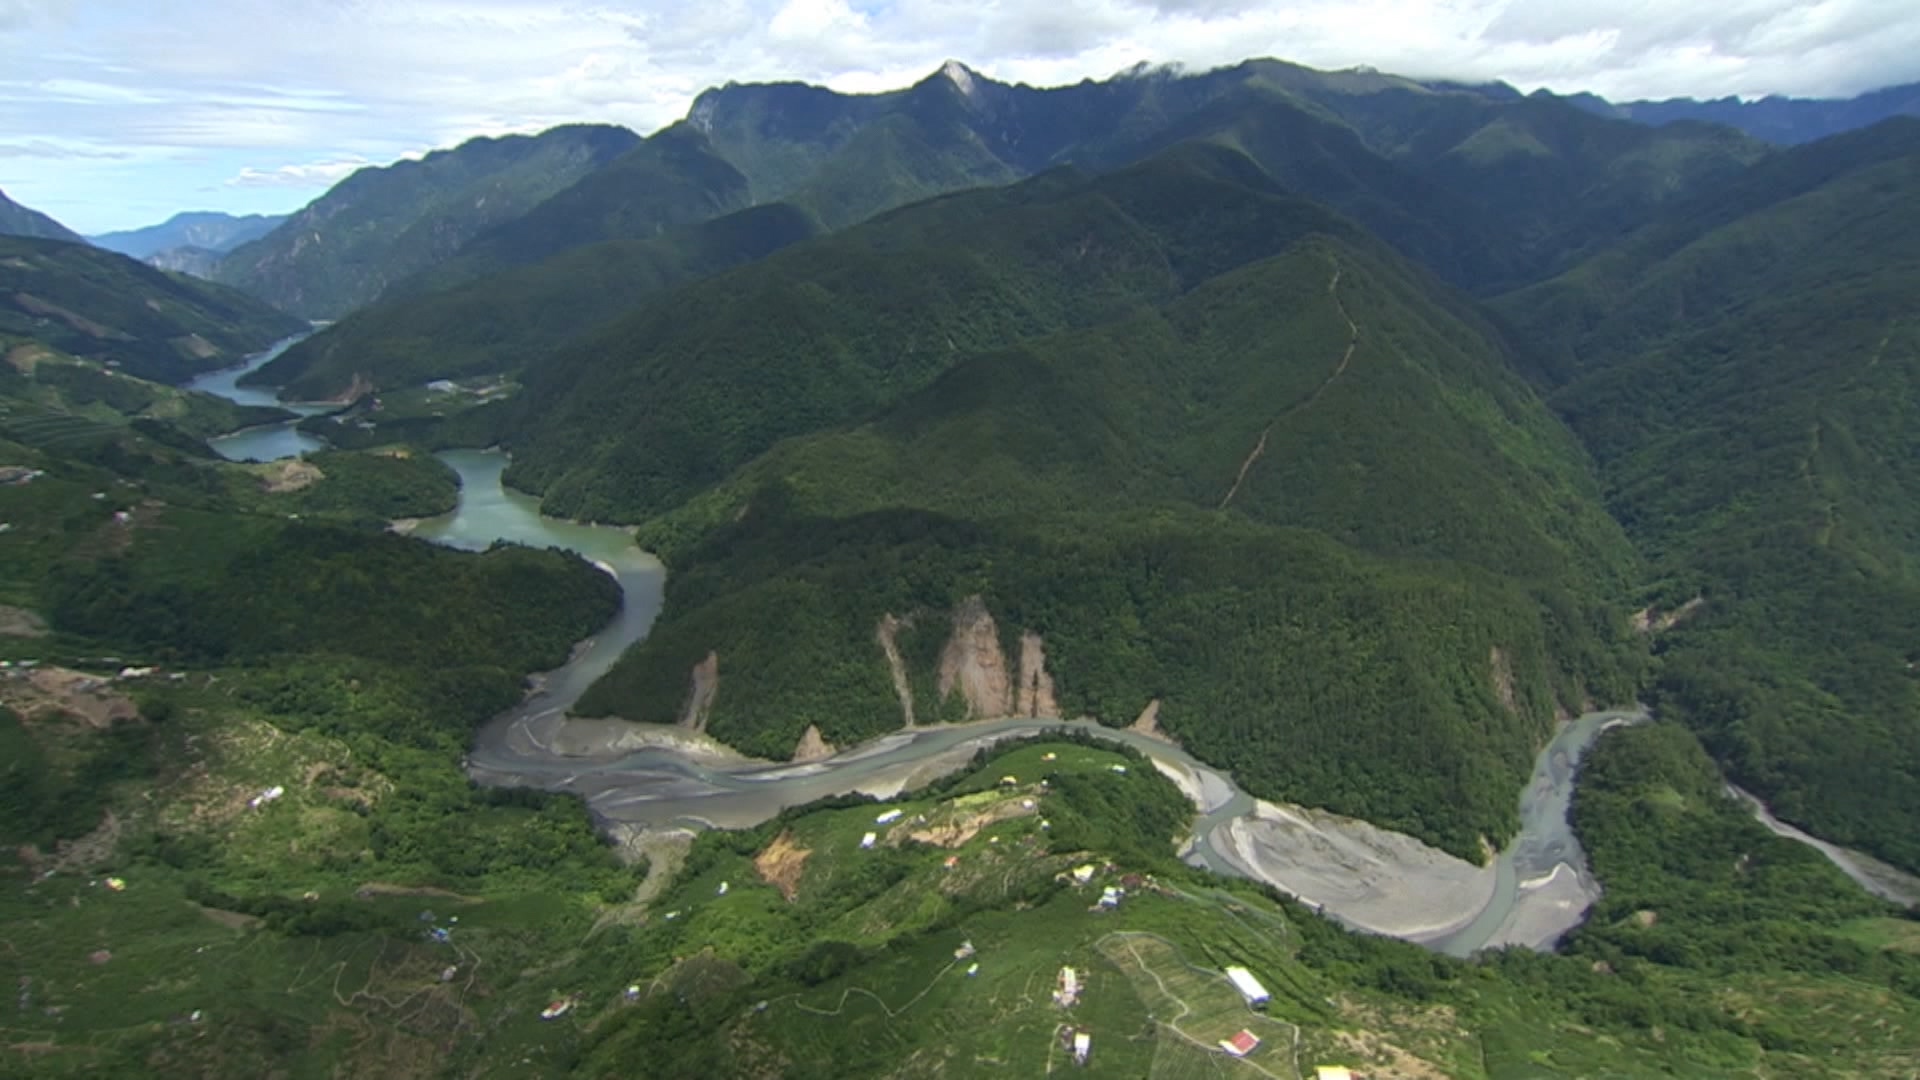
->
(1219, 265, 1360, 510)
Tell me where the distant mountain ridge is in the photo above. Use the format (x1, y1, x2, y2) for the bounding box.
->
(0, 188, 85, 244)
(257, 57, 1768, 398)
(1433, 77, 1920, 145)
(90, 211, 287, 260)
(212, 124, 639, 318)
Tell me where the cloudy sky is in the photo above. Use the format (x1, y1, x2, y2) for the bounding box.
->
(4, 0, 1917, 234)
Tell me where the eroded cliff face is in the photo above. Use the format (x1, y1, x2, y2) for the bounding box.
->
(1489, 646, 1519, 716)
(791, 724, 835, 762)
(680, 651, 719, 732)
(926, 596, 1061, 721)
(937, 596, 1013, 719)
(876, 613, 917, 727)
(1128, 698, 1169, 741)
(1016, 630, 1059, 719)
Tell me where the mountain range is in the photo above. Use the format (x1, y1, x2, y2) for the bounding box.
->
(6, 53, 1920, 1079)
(211, 124, 640, 318)
(253, 58, 1768, 399)
(211, 58, 1920, 871)
(1567, 80, 1920, 144)
(89, 211, 287, 261)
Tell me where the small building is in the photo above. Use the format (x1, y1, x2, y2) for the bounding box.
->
(1098, 886, 1123, 909)
(1225, 965, 1270, 1007)
(875, 809, 904, 825)
(1070, 864, 1096, 885)
(1315, 1068, 1355, 1080)
(1053, 966, 1081, 1008)
(1220, 1030, 1261, 1057)
(1072, 1031, 1091, 1065)
(859, 832, 877, 849)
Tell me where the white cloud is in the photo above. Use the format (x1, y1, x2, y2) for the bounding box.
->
(0, 0, 1916, 232)
(224, 155, 378, 189)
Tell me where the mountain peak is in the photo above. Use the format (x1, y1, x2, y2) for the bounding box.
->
(939, 58, 980, 98)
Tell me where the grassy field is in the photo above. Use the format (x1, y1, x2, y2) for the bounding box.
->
(1098, 931, 1300, 1078)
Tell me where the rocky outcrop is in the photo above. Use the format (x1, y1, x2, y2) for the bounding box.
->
(937, 596, 1012, 719)
(1128, 698, 1170, 742)
(1489, 647, 1519, 715)
(1630, 595, 1705, 635)
(791, 724, 835, 762)
(0, 604, 48, 638)
(258, 458, 323, 493)
(679, 651, 719, 733)
(1015, 631, 1059, 718)
(875, 613, 917, 727)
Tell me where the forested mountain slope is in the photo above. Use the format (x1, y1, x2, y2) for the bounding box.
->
(1, 236, 305, 383)
(396, 125, 760, 293)
(212, 125, 638, 318)
(475, 146, 1642, 857)
(246, 58, 1766, 401)
(248, 203, 821, 400)
(1494, 118, 1920, 872)
(0, 188, 85, 244)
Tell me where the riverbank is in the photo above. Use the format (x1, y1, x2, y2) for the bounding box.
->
(1730, 785, 1920, 908)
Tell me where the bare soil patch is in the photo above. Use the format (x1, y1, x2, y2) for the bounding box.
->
(2, 665, 140, 729)
(257, 458, 324, 493)
(904, 795, 1036, 849)
(754, 830, 812, 902)
(0, 604, 48, 637)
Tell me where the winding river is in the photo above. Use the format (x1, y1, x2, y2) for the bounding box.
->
(184, 334, 330, 462)
(196, 379, 1920, 956)
(424, 453, 1633, 955)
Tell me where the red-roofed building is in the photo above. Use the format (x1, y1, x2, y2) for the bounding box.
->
(1219, 1029, 1261, 1057)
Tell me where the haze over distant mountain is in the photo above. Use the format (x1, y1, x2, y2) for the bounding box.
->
(0, 188, 86, 245)
(90, 211, 287, 261)
(1573, 82, 1920, 145)
(211, 124, 639, 319)
(1435, 77, 1920, 146)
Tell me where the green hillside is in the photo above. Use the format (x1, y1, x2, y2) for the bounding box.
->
(231, 60, 1766, 403)
(397, 124, 758, 293)
(463, 147, 1643, 856)
(213, 125, 639, 319)
(0, 187, 86, 244)
(1493, 118, 1920, 872)
(1, 236, 306, 383)
(249, 203, 820, 400)
(0, 340, 290, 439)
